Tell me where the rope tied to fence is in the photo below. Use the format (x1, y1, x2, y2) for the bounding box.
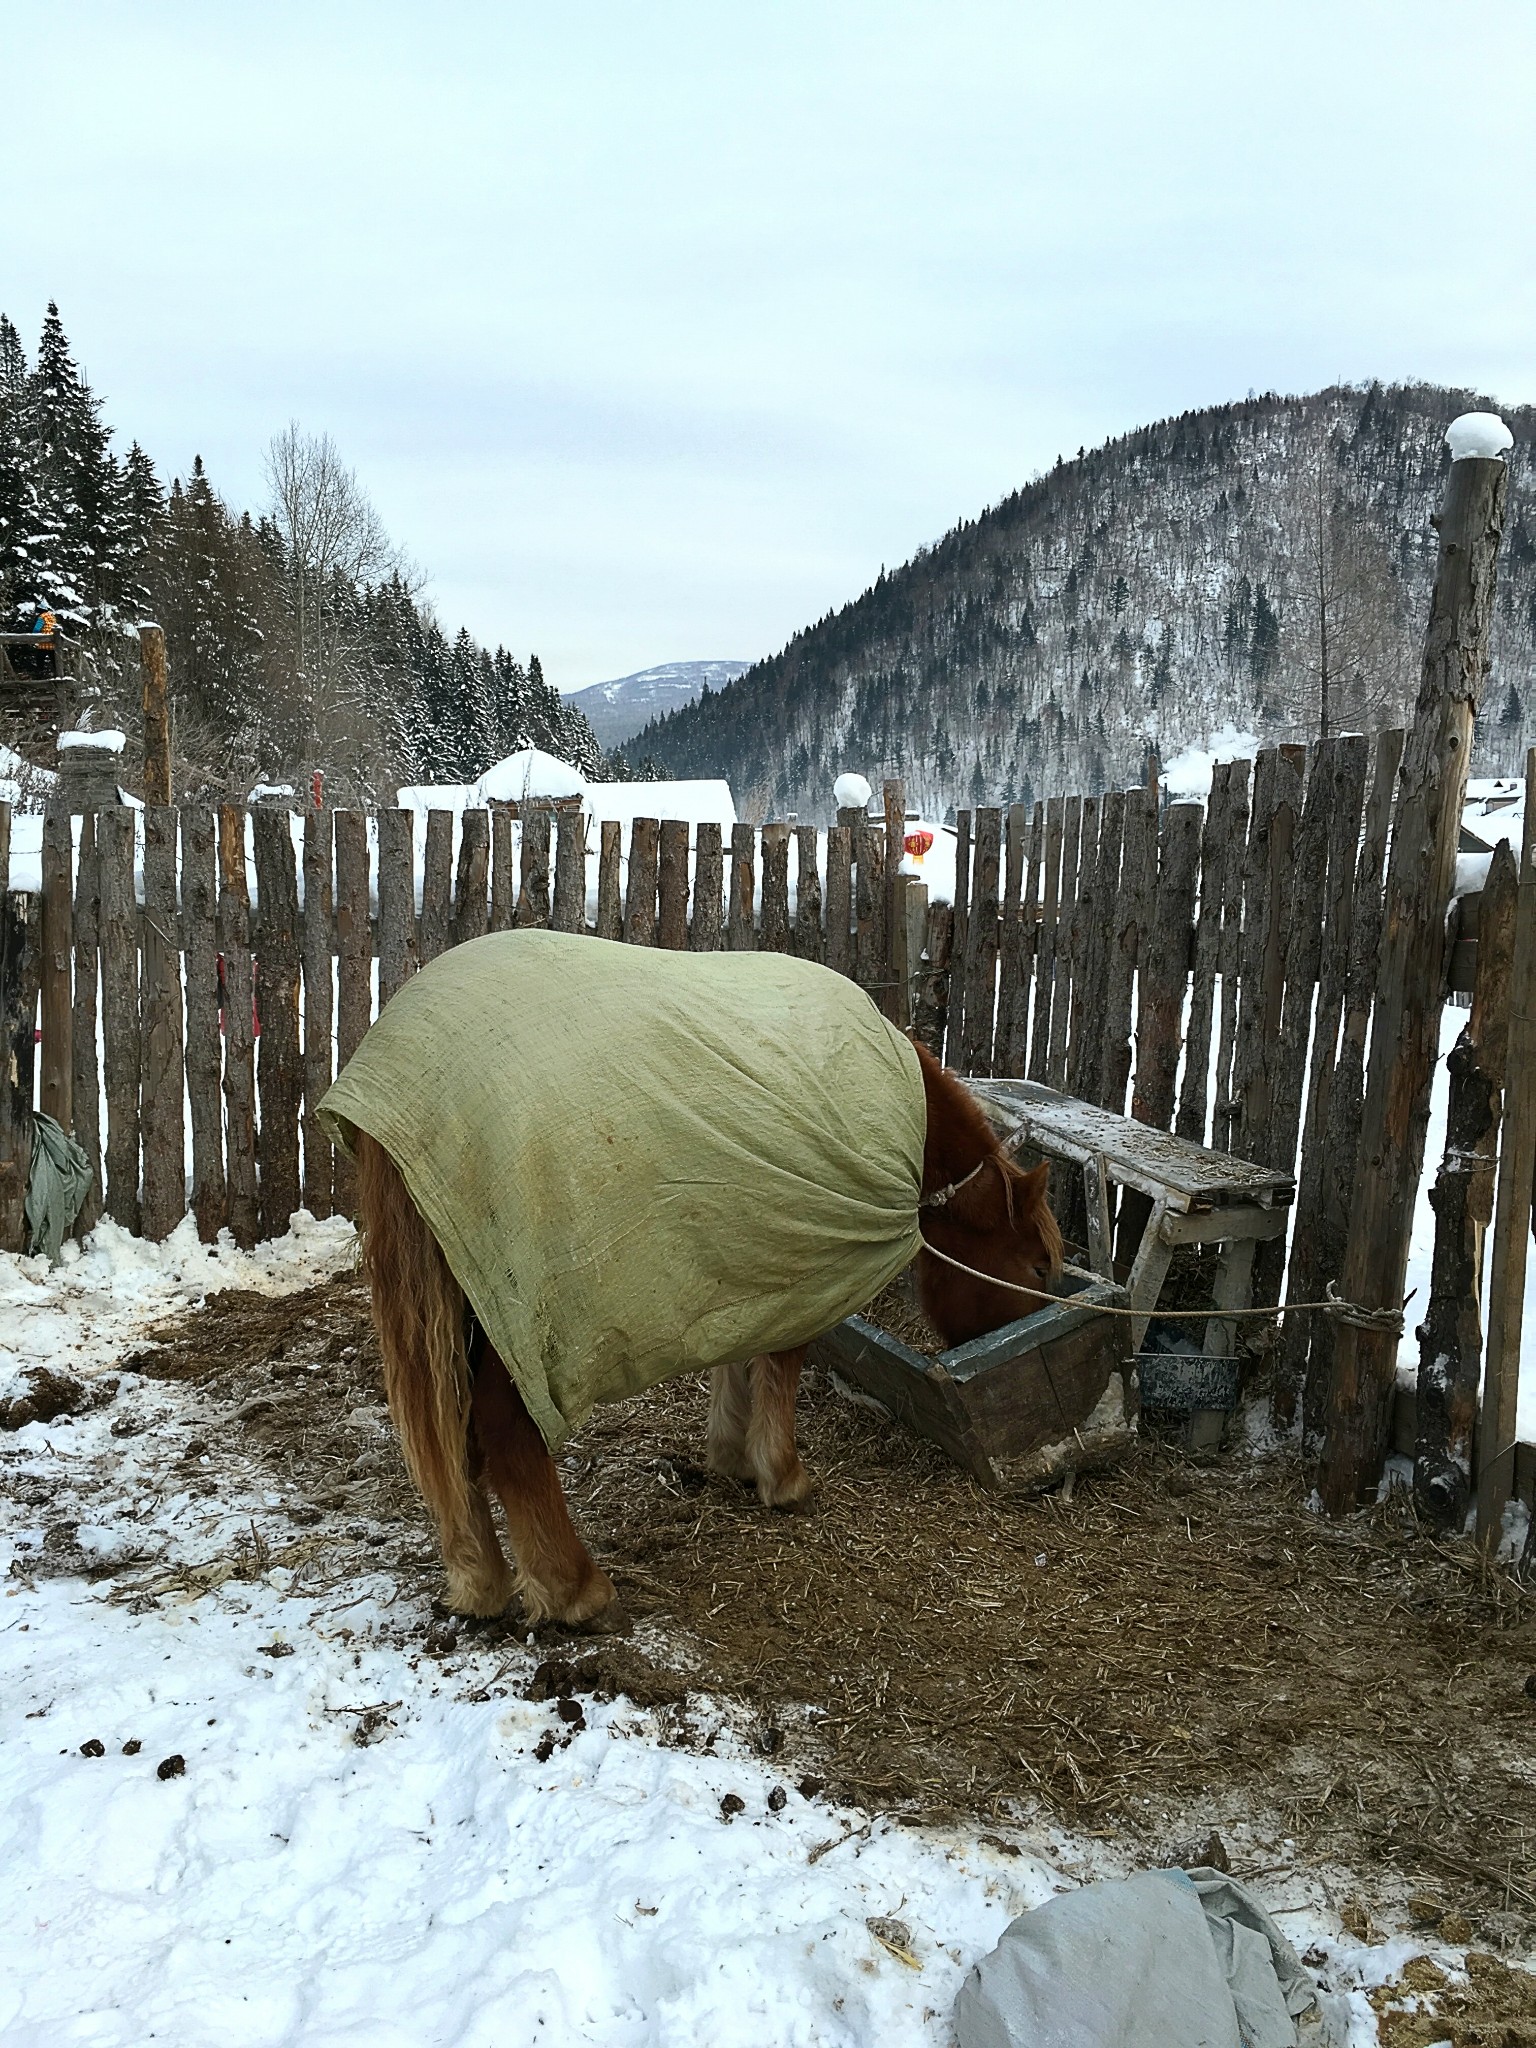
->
(916, 1240, 1408, 1333)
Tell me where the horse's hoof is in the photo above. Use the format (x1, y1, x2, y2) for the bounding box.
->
(756, 1462, 816, 1511)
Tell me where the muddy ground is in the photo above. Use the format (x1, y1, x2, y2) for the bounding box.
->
(34, 1267, 1536, 2034)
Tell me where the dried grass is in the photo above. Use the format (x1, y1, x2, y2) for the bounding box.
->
(124, 1275, 1536, 1939)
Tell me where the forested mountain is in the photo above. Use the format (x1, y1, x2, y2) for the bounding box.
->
(0, 304, 603, 800)
(636, 384, 1536, 820)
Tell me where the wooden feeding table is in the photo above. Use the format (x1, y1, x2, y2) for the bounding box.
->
(811, 1271, 1137, 1494)
(965, 1078, 1296, 1360)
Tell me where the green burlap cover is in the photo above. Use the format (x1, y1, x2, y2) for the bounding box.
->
(319, 929, 926, 1449)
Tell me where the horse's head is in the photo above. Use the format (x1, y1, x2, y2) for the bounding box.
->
(910, 1040, 1064, 1348)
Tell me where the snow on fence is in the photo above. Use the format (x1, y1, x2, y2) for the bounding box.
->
(0, 747, 1532, 1533)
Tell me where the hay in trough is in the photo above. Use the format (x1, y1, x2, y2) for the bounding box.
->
(119, 1273, 1536, 1944)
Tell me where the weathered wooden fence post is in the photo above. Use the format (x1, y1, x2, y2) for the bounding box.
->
(140, 806, 185, 1239)
(218, 805, 258, 1248)
(39, 807, 73, 1132)
(98, 805, 140, 1234)
(1414, 839, 1517, 1525)
(253, 809, 302, 1240)
(1318, 431, 1508, 1513)
(139, 624, 172, 806)
(70, 811, 102, 1237)
(1476, 751, 1536, 1542)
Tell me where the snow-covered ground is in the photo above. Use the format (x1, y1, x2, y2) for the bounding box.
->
(0, 1220, 1417, 2046)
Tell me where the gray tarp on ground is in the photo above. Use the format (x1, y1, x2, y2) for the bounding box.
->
(953, 1866, 1349, 2048)
(25, 1112, 91, 1267)
(319, 929, 926, 1450)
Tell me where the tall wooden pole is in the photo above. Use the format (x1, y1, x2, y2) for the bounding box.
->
(1317, 445, 1508, 1513)
(140, 623, 172, 806)
(1476, 751, 1536, 1542)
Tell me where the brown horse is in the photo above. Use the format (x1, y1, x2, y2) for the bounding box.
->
(354, 1036, 1061, 1628)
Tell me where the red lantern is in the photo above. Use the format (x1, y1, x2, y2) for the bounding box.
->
(311, 769, 325, 810)
(904, 828, 935, 859)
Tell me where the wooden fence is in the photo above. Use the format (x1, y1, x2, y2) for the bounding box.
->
(0, 740, 1529, 1528)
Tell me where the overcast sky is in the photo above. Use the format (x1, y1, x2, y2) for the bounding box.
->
(5, 0, 1534, 689)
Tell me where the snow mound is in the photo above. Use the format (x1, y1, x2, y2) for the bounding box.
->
(833, 772, 872, 811)
(57, 728, 126, 755)
(1445, 411, 1513, 462)
(472, 746, 588, 806)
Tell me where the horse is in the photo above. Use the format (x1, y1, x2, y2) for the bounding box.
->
(350, 1021, 1061, 1631)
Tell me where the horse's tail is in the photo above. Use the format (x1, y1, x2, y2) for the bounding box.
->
(354, 1130, 476, 1540)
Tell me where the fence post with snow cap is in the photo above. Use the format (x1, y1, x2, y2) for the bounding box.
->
(1318, 419, 1510, 1515)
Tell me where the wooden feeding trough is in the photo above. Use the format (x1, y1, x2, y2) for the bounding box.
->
(811, 1269, 1136, 1493)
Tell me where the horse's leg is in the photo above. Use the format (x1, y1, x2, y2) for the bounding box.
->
(705, 1361, 756, 1480)
(444, 1449, 518, 1619)
(470, 1347, 617, 1627)
(746, 1345, 814, 1508)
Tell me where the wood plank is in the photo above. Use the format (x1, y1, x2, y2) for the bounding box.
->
(139, 623, 172, 805)
(139, 806, 185, 1241)
(825, 824, 853, 977)
(729, 823, 756, 951)
(1065, 795, 1103, 1104)
(1132, 802, 1201, 1133)
(552, 808, 586, 934)
(1252, 740, 1333, 1307)
(39, 808, 72, 1131)
(793, 824, 823, 963)
(1413, 837, 1516, 1525)
(1175, 765, 1230, 1144)
(993, 801, 1032, 1075)
(517, 806, 551, 928)
(961, 807, 1002, 1074)
(218, 807, 258, 1247)
(657, 818, 690, 948)
(332, 808, 371, 1218)
(1319, 452, 1508, 1513)
(182, 804, 225, 1242)
(1210, 758, 1252, 1152)
(489, 810, 515, 930)
(913, 901, 953, 1057)
(854, 820, 887, 999)
(625, 817, 660, 946)
(891, 874, 924, 1031)
(688, 822, 721, 950)
(376, 807, 417, 1007)
(1276, 736, 1369, 1426)
(1099, 786, 1153, 1117)
(1476, 749, 1536, 1540)
(419, 809, 453, 964)
(883, 778, 905, 1001)
(0, 858, 40, 1253)
(301, 807, 335, 1220)
(253, 809, 301, 1240)
(1047, 796, 1082, 1091)
(948, 810, 972, 1064)
(1029, 796, 1065, 1086)
(99, 805, 141, 1234)
(760, 822, 791, 954)
(70, 811, 102, 1237)
(597, 818, 624, 941)
(1075, 792, 1121, 1110)
(452, 808, 489, 947)
(1304, 729, 1403, 1443)
(1236, 749, 1306, 1167)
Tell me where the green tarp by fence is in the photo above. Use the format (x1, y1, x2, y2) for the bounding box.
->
(320, 929, 926, 1449)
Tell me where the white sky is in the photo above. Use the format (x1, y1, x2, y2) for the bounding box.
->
(4, 0, 1534, 689)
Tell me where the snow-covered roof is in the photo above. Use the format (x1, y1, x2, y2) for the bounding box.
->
(583, 780, 736, 836)
(472, 747, 588, 806)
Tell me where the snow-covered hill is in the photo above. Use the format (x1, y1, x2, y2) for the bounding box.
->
(563, 660, 750, 750)
(636, 384, 1536, 820)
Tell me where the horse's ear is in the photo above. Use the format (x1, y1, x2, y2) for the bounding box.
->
(1018, 1161, 1051, 1209)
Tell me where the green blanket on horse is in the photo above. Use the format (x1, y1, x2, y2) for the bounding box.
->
(319, 929, 925, 1449)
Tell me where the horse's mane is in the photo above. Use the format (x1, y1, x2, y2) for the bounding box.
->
(911, 1038, 1007, 1189)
